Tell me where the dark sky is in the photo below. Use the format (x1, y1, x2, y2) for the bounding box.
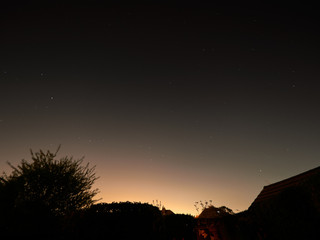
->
(1, 1, 320, 214)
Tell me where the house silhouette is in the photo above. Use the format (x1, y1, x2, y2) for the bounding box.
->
(250, 166, 320, 207)
(195, 166, 320, 239)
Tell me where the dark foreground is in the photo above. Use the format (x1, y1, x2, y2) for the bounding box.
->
(1, 202, 196, 240)
(2, 169, 320, 239)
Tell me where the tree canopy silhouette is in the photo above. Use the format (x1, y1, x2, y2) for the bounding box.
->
(0, 147, 99, 216)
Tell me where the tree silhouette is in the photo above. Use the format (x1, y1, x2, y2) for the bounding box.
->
(74, 202, 165, 240)
(0, 147, 99, 216)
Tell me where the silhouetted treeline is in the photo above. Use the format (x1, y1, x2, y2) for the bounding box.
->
(0, 149, 196, 239)
(68, 202, 196, 240)
(70, 202, 165, 240)
(0, 200, 196, 239)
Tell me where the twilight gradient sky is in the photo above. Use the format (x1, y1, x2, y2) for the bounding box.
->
(1, 1, 320, 215)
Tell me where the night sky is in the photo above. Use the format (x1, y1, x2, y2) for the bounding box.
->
(1, 2, 320, 215)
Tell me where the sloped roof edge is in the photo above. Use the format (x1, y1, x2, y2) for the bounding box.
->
(251, 166, 320, 205)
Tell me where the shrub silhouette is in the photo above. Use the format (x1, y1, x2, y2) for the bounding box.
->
(0, 147, 99, 238)
(1, 147, 99, 216)
(73, 202, 165, 240)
